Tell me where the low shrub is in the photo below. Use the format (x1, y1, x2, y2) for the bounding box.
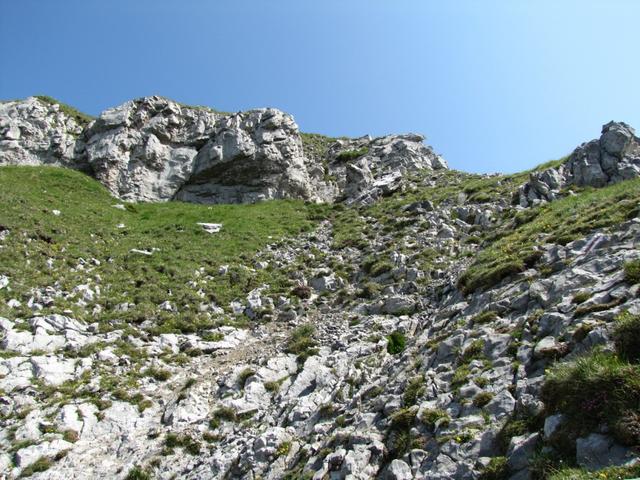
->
(403, 376, 425, 406)
(164, 432, 200, 455)
(20, 456, 52, 476)
(144, 367, 171, 382)
(336, 147, 369, 162)
(478, 456, 509, 480)
(495, 412, 543, 454)
(387, 331, 407, 355)
(613, 312, 640, 363)
(209, 406, 237, 428)
(386, 408, 421, 459)
(125, 466, 152, 480)
(420, 408, 450, 429)
(275, 441, 292, 457)
(237, 368, 255, 388)
(358, 282, 381, 299)
(624, 259, 640, 284)
(473, 391, 495, 408)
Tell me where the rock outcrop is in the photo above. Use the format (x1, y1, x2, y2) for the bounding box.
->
(174, 108, 323, 204)
(0, 96, 449, 205)
(0, 97, 88, 170)
(82, 96, 220, 202)
(518, 121, 640, 206)
(326, 134, 448, 205)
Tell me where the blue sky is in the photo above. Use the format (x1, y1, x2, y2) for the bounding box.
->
(1, 0, 639, 173)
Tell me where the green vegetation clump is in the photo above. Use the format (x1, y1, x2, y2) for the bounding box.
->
(125, 466, 152, 480)
(624, 258, 640, 284)
(275, 441, 292, 457)
(451, 365, 471, 389)
(386, 331, 407, 355)
(358, 282, 381, 299)
(420, 408, 450, 429)
(331, 207, 368, 249)
(19, 456, 53, 477)
(571, 291, 591, 304)
(34, 95, 95, 126)
(237, 368, 256, 388)
(369, 260, 394, 277)
(613, 312, 640, 363)
(210, 406, 237, 426)
(164, 432, 200, 455)
(459, 178, 640, 294)
(144, 367, 171, 382)
(386, 408, 422, 459)
(285, 324, 318, 364)
(300, 132, 338, 161)
(460, 339, 485, 363)
(264, 377, 287, 393)
(473, 391, 495, 408)
(472, 311, 498, 325)
(541, 350, 640, 446)
(336, 147, 369, 162)
(495, 415, 539, 454)
(62, 429, 79, 443)
(478, 456, 509, 480)
(403, 376, 425, 406)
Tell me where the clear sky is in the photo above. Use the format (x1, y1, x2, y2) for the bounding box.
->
(1, 0, 639, 173)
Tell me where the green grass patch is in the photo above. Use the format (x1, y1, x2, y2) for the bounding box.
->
(144, 366, 171, 382)
(541, 349, 640, 446)
(548, 464, 640, 480)
(0, 166, 326, 330)
(571, 291, 591, 305)
(473, 391, 495, 408)
(164, 432, 200, 455)
(459, 178, 640, 294)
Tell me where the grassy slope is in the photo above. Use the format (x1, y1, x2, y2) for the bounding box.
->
(0, 166, 325, 332)
(459, 178, 640, 293)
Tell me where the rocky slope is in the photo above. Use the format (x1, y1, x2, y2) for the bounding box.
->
(0, 96, 640, 480)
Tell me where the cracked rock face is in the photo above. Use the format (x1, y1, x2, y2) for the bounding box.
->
(327, 134, 448, 205)
(518, 121, 640, 207)
(175, 108, 322, 204)
(82, 96, 220, 202)
(0, 97, 87, 170)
